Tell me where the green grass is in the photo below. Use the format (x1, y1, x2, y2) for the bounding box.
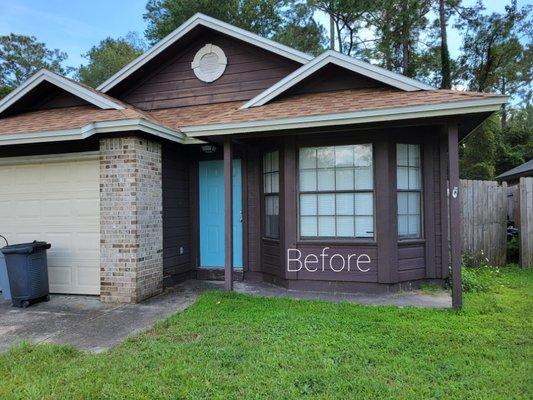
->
(1, 266, 532, 399)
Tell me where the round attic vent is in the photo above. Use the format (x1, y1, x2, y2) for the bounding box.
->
(191, 44, 227, 83)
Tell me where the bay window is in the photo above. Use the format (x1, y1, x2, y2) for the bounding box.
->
(263, 150, 279, 239)
(298, 144, 374, 239)
(397, 144, 422, 239)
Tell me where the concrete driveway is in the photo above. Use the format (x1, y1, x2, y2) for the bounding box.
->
(0, 280, 214, 353)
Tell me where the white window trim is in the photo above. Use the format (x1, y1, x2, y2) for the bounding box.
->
(298, 144, 375, 239)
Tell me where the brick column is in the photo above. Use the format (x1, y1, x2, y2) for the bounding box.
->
(99, 137, 163, 303)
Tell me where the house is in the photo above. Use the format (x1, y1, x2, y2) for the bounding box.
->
(496, 159, 533, 185)
(0, 14, 507, 304)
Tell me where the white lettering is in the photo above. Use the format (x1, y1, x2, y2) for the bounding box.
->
(286, 247, 372, 273)
(320, 247, 329, 271)
(329, 254, 345, 272)
(287, 249, 302, 271)
(304, 253, 319, 272)
(356, 254, 371, 272)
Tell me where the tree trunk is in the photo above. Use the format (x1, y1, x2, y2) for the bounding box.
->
(501, 77, 507, 129)
(401, 2, 411, 76)
(439, 0, 452, 88)
(329, 15, 335, 50)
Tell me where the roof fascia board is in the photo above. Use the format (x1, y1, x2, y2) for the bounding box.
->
(0, 70, 123, 115)
(242, 51, 435, 109)
(185, 97, 507, 136)
(97, 13, 313, 93)
(0, 118, 186, 146)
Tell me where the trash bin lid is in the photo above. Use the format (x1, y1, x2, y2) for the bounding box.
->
(1, 241, 51, 255)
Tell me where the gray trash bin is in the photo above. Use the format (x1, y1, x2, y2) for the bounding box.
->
(0, 235, 11, 300)
(0, 252, 11, 300)
(1, 241, 51, 308)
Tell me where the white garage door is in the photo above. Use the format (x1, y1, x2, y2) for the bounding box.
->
(0, 153, 100, 295)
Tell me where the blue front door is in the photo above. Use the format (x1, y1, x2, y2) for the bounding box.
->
(199, 160, 243, 268)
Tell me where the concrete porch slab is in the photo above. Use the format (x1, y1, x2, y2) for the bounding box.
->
(231, 280, 452, 308)
(0, 279, 450, 353)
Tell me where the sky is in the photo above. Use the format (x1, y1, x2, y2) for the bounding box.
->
(0, 0, 530, 70)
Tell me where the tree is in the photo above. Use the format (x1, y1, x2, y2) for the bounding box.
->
(76, 33, 146, 88)
(368, 0, 432, 78)
(437, 0, 452, 88)
(457, 1, 531, 97)
(309, 0, 375, 57)
(273, 2, 327, 55)
(144, 0, 283, 44)
(143, 0, 324, 55)
(0, 34, 69, 98)
(459, 113, 499, 180)
(495, 106, 533, 175)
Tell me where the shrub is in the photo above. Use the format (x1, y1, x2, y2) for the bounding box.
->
(507, 237, 520, 264)
(445, 254, 501, 292)
(461, 250, 490, 268)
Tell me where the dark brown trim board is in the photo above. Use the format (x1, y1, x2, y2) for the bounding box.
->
(447, 124, 462, 308)
(224, 137, 234, 290)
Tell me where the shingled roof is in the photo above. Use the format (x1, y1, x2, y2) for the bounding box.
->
(496, 159, 533, 181)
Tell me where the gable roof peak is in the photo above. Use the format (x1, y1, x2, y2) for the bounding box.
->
(97, 12, 313, 93)
(242, 50, 435, 108)
(0, 69, 124, 117)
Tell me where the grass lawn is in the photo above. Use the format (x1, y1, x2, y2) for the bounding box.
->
(1, 266, 532, 399)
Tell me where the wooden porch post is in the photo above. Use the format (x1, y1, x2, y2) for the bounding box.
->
(224, 137, 233, 290)
(447, 124, 462, 308)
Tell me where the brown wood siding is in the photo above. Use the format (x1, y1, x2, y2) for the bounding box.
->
(3, 82, 89, 116)
(286, 64, 385, 96)
(245, 148, 261, 273)
(294, 244, 379, 282)
(119, 32, 300, 110)
(0, 139, 99, 158)
(29, 85, 88, 110)
(262, 239, 283, 277)
(162, 144, 192, 283)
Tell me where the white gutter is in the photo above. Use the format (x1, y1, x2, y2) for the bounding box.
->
(183, 97, 508, 137)
(0, 118, 200, 146)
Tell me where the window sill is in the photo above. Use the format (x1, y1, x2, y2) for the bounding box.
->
(296, 239, 377, 246)
(398, 239, 426, 245)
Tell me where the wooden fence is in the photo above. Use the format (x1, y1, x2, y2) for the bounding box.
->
(460, 180, 508, 266)
(519, 177, 533, 267)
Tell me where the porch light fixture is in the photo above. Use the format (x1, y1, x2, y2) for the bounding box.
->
(201, 144, 217, 154)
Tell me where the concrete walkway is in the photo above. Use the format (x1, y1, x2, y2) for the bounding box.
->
(233, 280, 452, 308)
(0, 279, 450, 353)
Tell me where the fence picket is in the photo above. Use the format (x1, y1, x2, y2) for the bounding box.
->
(460, 180, 507, 266)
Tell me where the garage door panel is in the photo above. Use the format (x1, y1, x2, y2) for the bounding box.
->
(77, 266, 100, 288)
(0, 156, 100, 295)
(48, 266, 72, 286)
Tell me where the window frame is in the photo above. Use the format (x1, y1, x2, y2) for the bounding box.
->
(296, 143, 376, 241)
(396, 143, 424, 240)
(262, 150, 280, 240)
